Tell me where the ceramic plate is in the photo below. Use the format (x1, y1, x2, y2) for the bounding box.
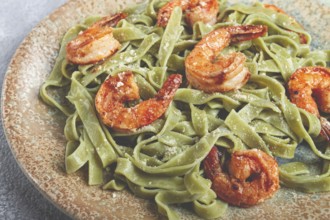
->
(2, 0, 330, 219)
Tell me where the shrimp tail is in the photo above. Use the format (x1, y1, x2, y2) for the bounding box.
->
(320, 117, 330, 142)
(203, 147, 223, 180)
(96, 12, 128, 28)
(228, 25, 268, 43)
(155, 74, 182, 100)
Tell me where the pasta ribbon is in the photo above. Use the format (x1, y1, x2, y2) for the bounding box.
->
(39, 0, 330, 219)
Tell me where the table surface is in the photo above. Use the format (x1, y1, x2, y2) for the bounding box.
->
(0, 1, 71, 219)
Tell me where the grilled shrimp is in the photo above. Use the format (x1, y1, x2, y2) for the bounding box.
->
(95, 72, 182, 131)
(157, 0, 219, 27)
(66, 13, 127, 65)
(185, 25, 268, 93)
(288, 66, 330, 141)
(203, 147, 280, 207)
(263, 4, 307, 44)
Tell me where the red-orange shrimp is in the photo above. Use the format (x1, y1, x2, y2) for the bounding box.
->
(66, 13, 127, 65)
(288, 66, 330, 141)
(203, 147, 280, 207)
(95, 72, 182, 131)
(185, 25, 268, 93)
(157, 0, 219, 27)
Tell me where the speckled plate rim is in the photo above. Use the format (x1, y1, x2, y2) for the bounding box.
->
(1, 0, 330, 219)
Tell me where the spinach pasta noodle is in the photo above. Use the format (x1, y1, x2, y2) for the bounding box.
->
(40, 0, 330, 219)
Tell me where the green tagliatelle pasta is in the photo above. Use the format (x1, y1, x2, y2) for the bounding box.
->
(40, 0, 330, 219)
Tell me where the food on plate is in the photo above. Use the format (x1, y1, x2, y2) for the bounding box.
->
(203, 147, 280, 207)
(66, 13, 127, 65)
(288, 66, 330, 141)
(157, 0, 219, 27)
(185, 24, 267, 92)
(95, 71, 182, 131)
(40, 0, 330, 219)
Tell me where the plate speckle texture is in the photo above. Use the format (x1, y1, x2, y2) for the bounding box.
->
(2, 0, 330, 219)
